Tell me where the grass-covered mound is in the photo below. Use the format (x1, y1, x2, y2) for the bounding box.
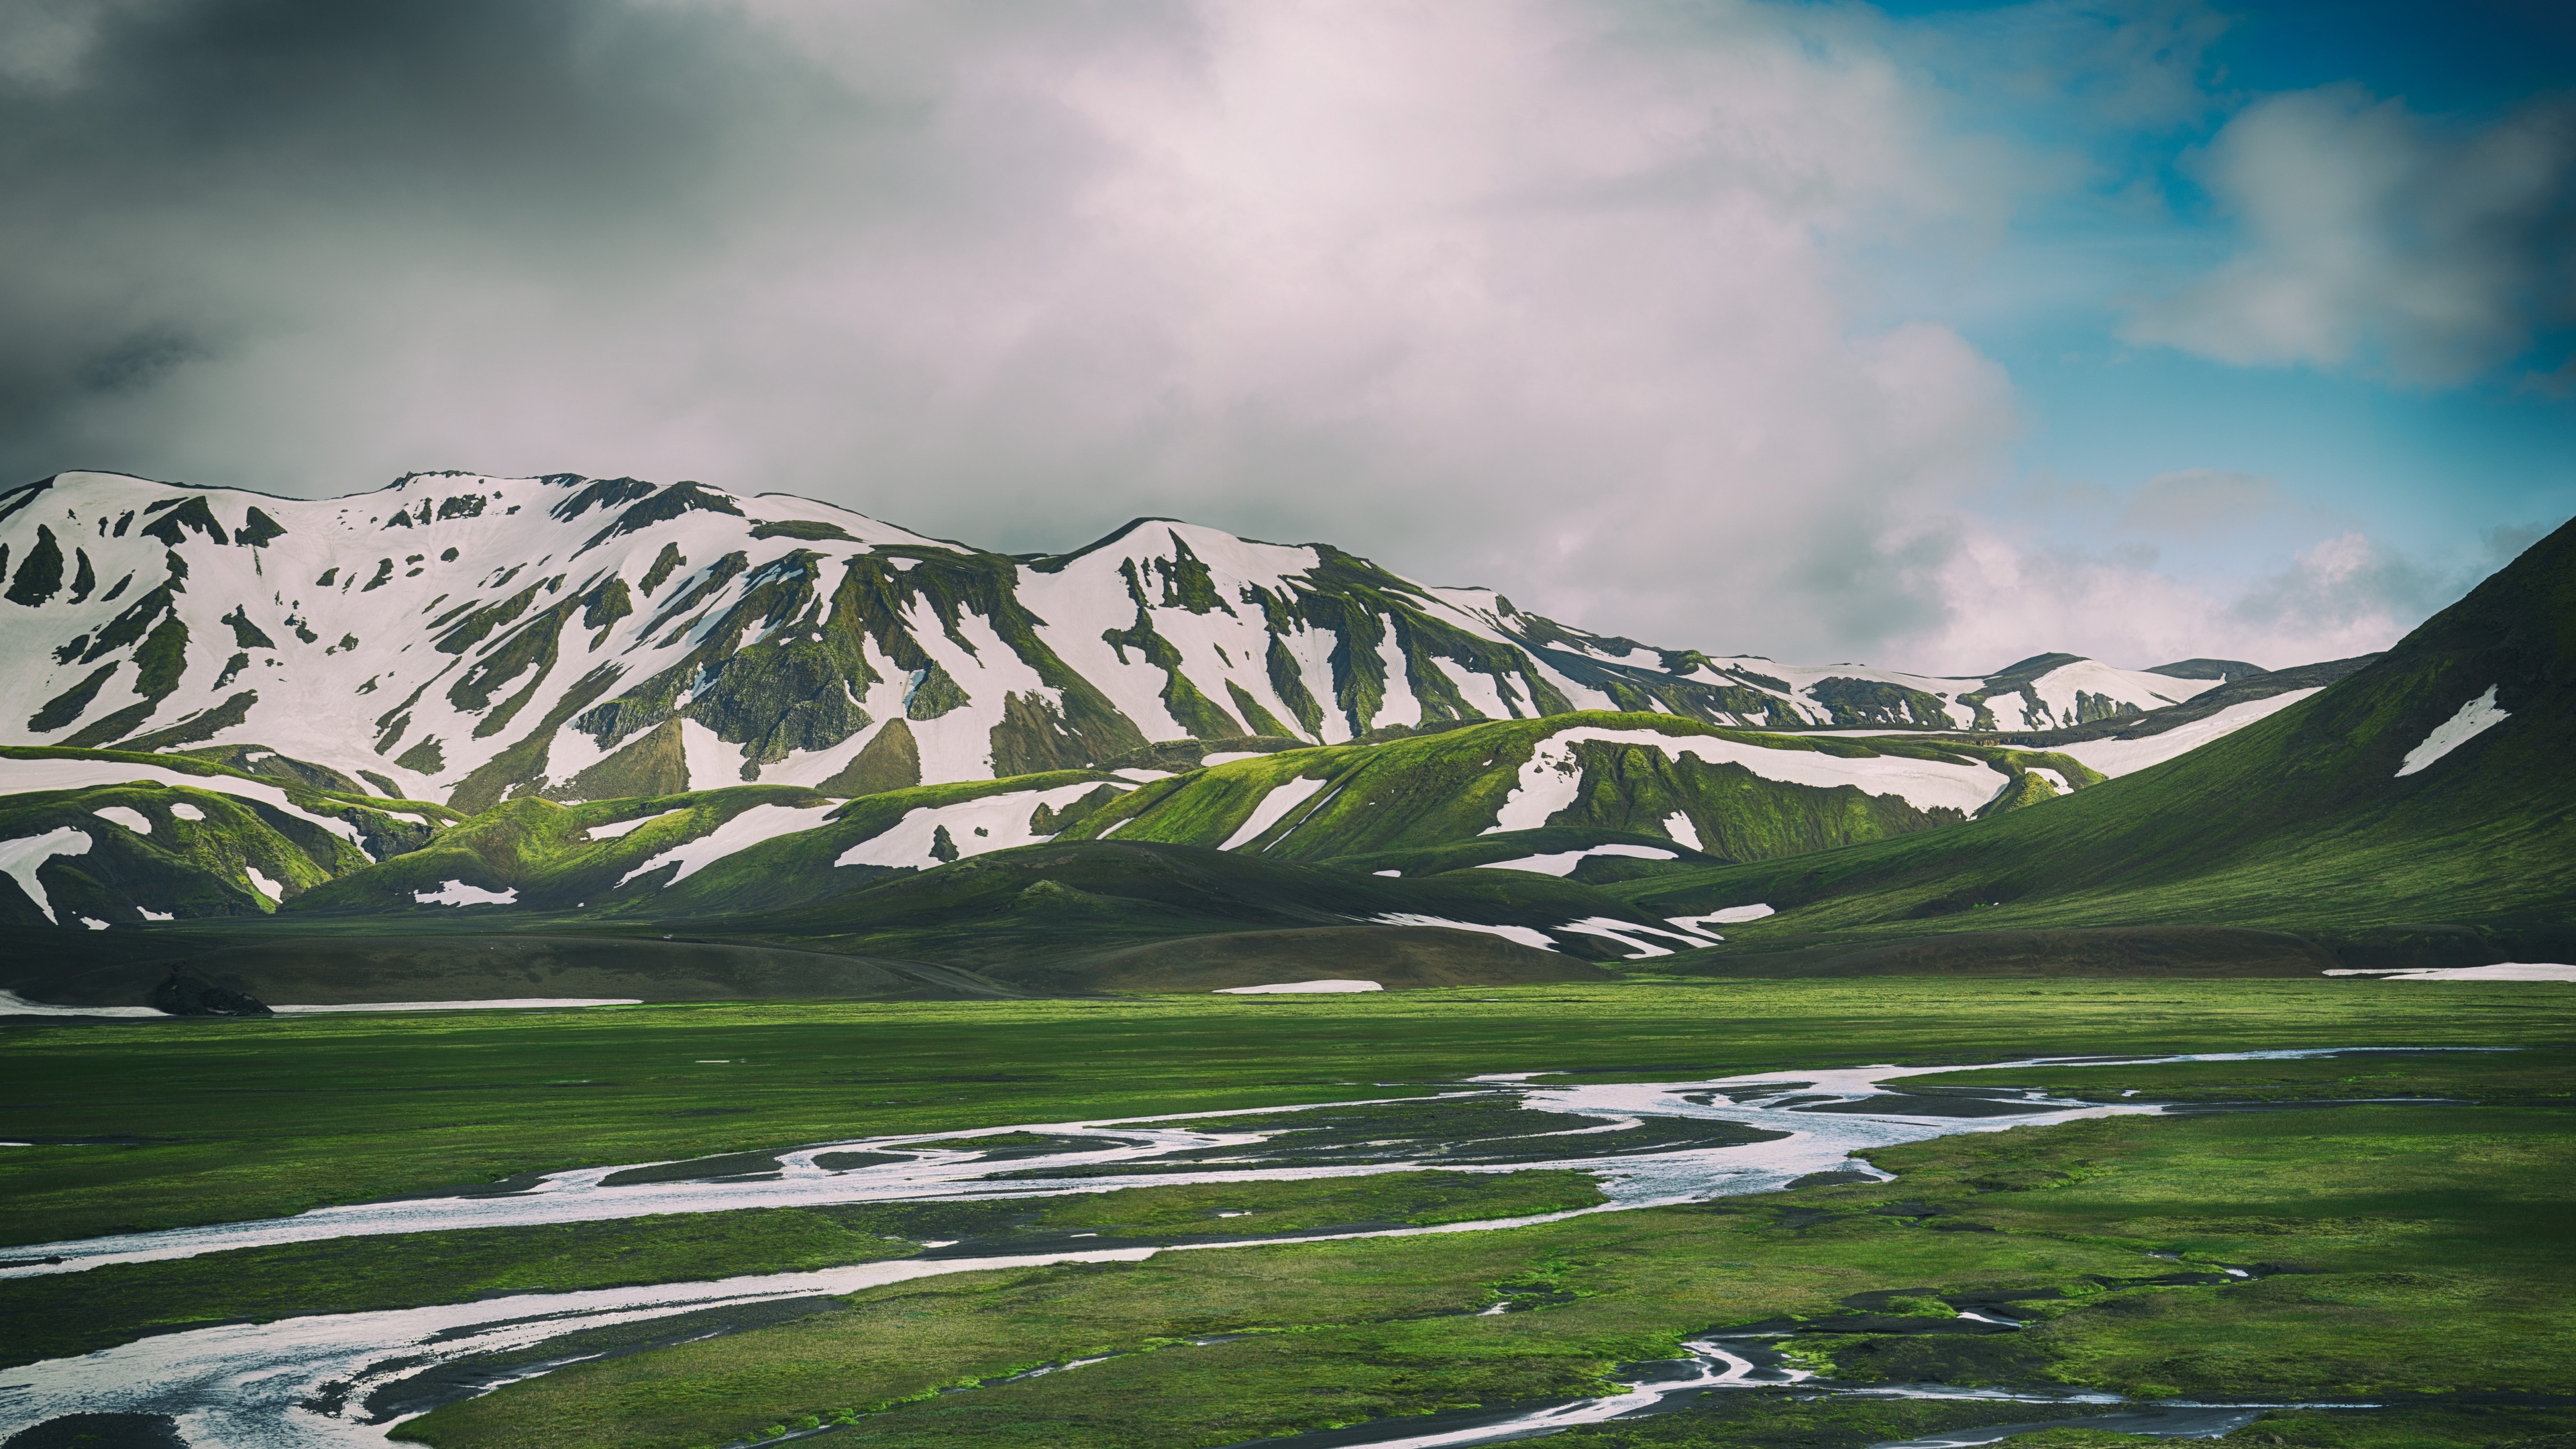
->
(706, 839, 1683, 981)
(0, 745, 453, 929)
(1611, 517, 2576, 956)
(1059, 712, 2095, 865)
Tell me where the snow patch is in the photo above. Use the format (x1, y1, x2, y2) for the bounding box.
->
(1675, 904, 1774, 926)
(0, 989, 160, 1018)
(1474, 844, 1676, 878)
(677, 719, 745, 792)
(139, 908, 172, 921)
(1555, 921, 1671, 958)
(1199, 751, 1263, 767)
(413, 879, 520, 907)
(92, 806, 153, 835)
(1367, 914, 1557, 951)
(80, 917, 109, 931)
(0, 759, 358, 841)
(1485, 727, 2006, 831)
(1373, 869, 1401, 877)
(1218, 775, 1332, 851)
(2324, 963, 2576, 981)
(0, 827, 91, 924)
(243, 866, 284, 903)
(2396, 686, 2509, 778)
(2057, 690, 2322, 779)
(2027, 769, 2070, 794)
(1553, 918, 1723, 959)
(621, 802, 841, 887)
(1213, 980, 1383, 994)
(834, 782, 1120, 869)
(1661, 812, 1702, 852)
(584, 809, 686, 842)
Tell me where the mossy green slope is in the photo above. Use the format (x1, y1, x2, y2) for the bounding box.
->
(0, 745, 453, 926)
(286, 772, 1125, 918)
(1063, 712, 2088, 864)
(665, 839, 1697, 975)
(1610, 517, 2576, 947)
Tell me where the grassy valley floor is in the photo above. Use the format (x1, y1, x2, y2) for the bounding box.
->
(1, 981, 2569, 1449)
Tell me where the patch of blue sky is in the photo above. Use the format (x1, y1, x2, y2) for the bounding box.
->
(1817, 0, 2574, 598)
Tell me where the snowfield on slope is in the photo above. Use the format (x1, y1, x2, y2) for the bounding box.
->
(2394, 686, 2510, 778)
(618, 802, 842, 888)
(2055, 690, 2323, 779)
(1218, 774, 1335, 851)
(835, 781, 1130, 869)
(1484, 728, 2005, 833)
(0, 757, 366, 843)
(0, 826, 92, 924)
(1476, 843, 1677, 877)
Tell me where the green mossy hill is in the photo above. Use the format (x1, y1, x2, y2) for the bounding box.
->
(283, 772, 1134, 920)
(1099, 735, 1309, 773)
(1063, 712, 2077, 864)
(1609, 517, 2576, 949)
(0, 747, 453, 927)
(282, 783, 839, 916)
(699, 840, 1681, 983)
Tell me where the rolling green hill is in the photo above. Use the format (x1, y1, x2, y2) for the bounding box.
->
(1051, 713, 2105, 863)
(1609, 517, 2576, 963)
(0, 745, 454, 929)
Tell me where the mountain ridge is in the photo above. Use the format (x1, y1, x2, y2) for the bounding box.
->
(1, 469, 2264, 814)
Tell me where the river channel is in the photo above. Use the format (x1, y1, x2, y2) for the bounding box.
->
(0, 1048, 2479, 1448)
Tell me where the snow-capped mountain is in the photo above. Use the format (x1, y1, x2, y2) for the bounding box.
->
(1, 470, 2233, 810)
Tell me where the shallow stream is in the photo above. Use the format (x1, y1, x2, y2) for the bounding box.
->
(0, 1049, 2465, 1448)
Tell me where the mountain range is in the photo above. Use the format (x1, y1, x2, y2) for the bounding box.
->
(3, 468, 2557, 1006)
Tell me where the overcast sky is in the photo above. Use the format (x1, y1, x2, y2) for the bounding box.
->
(3, 0, 2569, 673)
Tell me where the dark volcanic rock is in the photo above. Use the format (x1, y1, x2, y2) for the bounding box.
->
(4, 1413, 191, 1448)
(149, 966, 274, 1017)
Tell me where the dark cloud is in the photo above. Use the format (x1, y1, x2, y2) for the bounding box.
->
(2, 0, 2041, 665)
(0, 0, 2531, 674)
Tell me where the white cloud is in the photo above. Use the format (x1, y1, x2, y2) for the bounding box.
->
(2121, 85, 2576, 385)
(5, 0, 2522, 681)
(1896, 526, 2461, 674)
(3, 0, 2022, 663)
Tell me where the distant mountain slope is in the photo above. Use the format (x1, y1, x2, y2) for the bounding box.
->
(1613, 519, 2576, 951)
(1053, 712, 2111, 864)
(0, 470, 2225, 813)
(9, 708, 2115, 926)
(0, 747, 451, 928)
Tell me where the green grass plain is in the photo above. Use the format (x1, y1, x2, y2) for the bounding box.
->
(0, 1171, 1610, 1370)
(5, 979, 2558, 1245)
(393, 1088, 2575, 1449)
(5, 982, 2569, 1449)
